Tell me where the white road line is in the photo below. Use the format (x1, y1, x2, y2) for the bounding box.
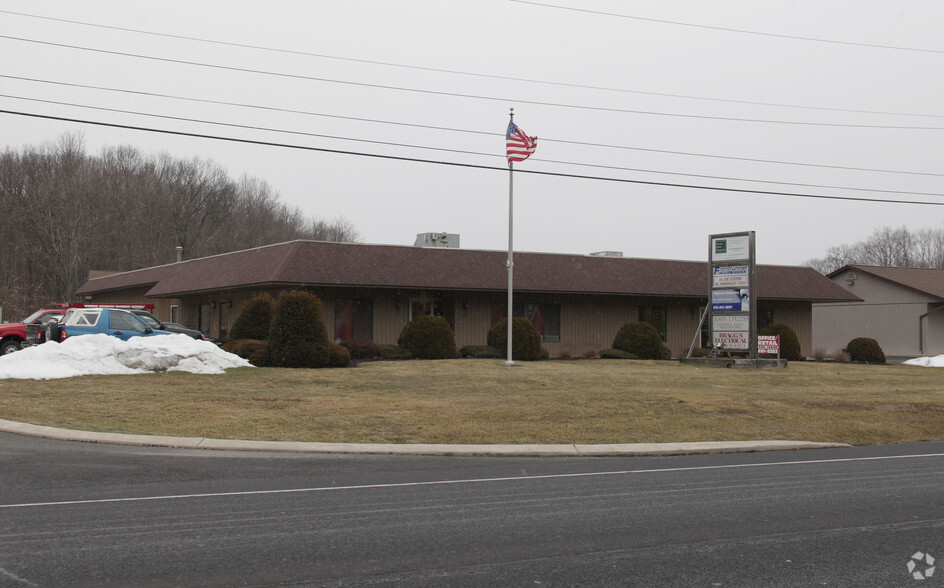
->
(3, 452, 943, 510)
(0, 567, 39, 587)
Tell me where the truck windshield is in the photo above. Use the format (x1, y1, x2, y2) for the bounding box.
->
(21, 310, 45, 324)
(135, 313, 162, 329)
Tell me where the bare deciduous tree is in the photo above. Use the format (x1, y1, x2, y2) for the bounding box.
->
(807, 225, 944, 274)
(0, 135, 360, 319)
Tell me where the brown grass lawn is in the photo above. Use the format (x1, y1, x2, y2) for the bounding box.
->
(1, 359, 942, 445)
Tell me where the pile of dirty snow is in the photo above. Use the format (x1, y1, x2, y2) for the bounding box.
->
(0, 333, 252, 380)
(903, 355, 944, 368)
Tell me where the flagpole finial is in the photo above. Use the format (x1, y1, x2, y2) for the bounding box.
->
(509, 107, 514, 121)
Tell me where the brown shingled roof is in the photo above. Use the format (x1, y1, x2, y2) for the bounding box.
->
(75, 240, 858, 302)
(830, 265, 944, 300)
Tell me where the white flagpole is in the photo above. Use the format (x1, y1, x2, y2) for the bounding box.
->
(506, 108, 515, 366)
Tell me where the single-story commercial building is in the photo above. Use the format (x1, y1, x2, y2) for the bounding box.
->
(813, 265, 944, 357)
(74, 239, 858, 358)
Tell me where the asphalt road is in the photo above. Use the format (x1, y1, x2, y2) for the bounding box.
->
(2, 433, 943, 587)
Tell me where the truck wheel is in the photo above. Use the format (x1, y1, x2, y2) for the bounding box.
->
(1, 340, 22, 355)
(45, 321, 62, 343)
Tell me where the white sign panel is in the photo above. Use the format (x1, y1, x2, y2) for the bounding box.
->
(712, 236, 750, 262)
(713, 315, 750, 332)
(712, 265, 750, 288)
(713, 331, 749, 350)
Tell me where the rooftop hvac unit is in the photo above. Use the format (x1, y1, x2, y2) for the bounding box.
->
(414, 232, 460, 248)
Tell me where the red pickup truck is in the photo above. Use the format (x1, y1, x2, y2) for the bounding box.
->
(0, 308, 67, 355)
(2, 303, 156, 354)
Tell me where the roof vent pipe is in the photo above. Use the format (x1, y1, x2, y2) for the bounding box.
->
(176, 246, 183, 263)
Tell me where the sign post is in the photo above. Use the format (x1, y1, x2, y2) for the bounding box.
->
(758, 335, 781, 369)
(709, 232, 756, 358)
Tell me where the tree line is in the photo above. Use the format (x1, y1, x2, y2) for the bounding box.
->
(806, 225, 944, 274)
(0, 134, 358, 320)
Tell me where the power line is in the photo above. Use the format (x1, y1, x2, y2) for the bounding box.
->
(510, 0, 944, 55)
(5, 92, 943, 199)
(553, 136, 944, 179)
(8, 73, 943, 178)
(0, 93, 495, 159)
(3, 8, 942, 120)
(3, 107, 943, 207)
(4, 34, 944, 130)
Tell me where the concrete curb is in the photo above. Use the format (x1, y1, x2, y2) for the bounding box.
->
(0, 418, 850, 456)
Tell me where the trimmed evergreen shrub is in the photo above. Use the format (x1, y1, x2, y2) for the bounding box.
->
(487, 317, 544, 361)
(378, 344, 412, 360)
(221, 338, 269, 366)
(397, 315, 457, 359)
(612, 322, 663, 360)
(600, 348, 637, 359)
(267, 290, 331, 368)
(847, 337, 886, 364)
(340, 338, 380, 360)
(758, 323, 802, 361)
(229, 294, 274, 341)
(328, 342, 352, 367)
(661, 344, 673, 360)
(459, 344, 503, 359)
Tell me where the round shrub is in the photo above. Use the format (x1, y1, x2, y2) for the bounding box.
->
(847, 337, 886, 364)
(229, 294, 274, 341)
(600, 348, 637, 359)
(267, 290, 331, 368)
(459, 344, 503, 359)
(487, 317, 543, 361)
(328, 342, 352, 367)
(758, 323, 802, 361)
(612, 322, 663, 360)
(397, 315, 457, 359)
(379, 344, 412, 360)
(221, 338, 269, 366)
(340, 338, 380, 360)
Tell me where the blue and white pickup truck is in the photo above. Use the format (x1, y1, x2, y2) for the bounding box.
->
(45, 307, 175, 343)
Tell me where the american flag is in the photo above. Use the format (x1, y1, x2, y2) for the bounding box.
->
(506, 121, 537, 163)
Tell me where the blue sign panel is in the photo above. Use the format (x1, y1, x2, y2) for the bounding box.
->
(711, 289, 750, 312)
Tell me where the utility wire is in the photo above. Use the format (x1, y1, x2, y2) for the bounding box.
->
(5, 92, 943, 199)
(3, 107, 943, 207)
(510, 0, 944, 55)
(8, 73, 942, 178)
(3, 8, 942, 120)
(4, 34, 944, 130)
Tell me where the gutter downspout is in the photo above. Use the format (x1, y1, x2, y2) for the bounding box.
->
(918, 304, 944, 354)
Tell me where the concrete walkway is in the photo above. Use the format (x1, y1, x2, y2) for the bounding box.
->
(0, 418, 849, 456)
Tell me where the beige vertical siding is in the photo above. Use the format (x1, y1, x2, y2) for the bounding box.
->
(771, 301, 812, 356)
(85, 287, 815, 358)
(373, 296, 407, 344)
(667, 301, 705, 358)
(554, 295, 637, 357)
(452, 294, 493, 347)
(813, 271, 937, 356)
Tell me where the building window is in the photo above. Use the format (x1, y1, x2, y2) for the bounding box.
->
(219, 303, 230, 341)
(334, 298, 374, 341)
(699, 306, 710, 349)
(758, 308, 774, 333)
(409, 298, 443, 321)
(199, 303, 211, 336)
(492, 302, 562, 343)
(639, 305, 667, 342)
(169, 305, 179, 324)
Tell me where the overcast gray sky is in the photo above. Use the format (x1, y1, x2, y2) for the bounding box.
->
(2, 1, 943, 266)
